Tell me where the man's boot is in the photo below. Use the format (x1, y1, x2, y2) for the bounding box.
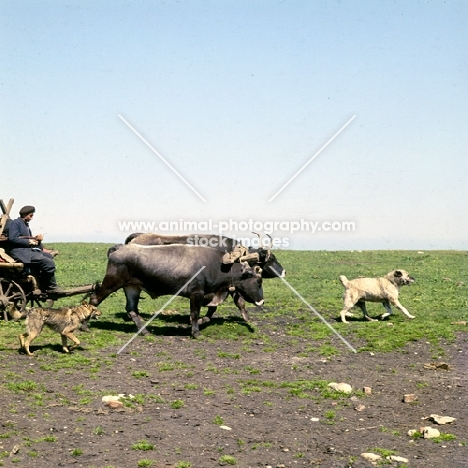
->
(43, 274, 65, 295)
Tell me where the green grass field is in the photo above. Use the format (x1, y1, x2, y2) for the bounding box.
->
(1, 244, 467, 355)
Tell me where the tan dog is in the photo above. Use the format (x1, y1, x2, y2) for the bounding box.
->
(19, 302, 101, 356)
(339, 270, 415, 323)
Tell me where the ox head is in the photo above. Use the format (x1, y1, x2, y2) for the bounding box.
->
(231, 262, 264, 307)
(249, 233, 286, 279)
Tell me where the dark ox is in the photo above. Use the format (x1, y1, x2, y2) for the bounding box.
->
(124, 232, 285, 322)
(90, 244, 264, 338)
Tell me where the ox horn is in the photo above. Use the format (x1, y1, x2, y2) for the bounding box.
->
(253, 231, 273, 256)
(265, 234, 273, 260)
(252, 231, 263, 248)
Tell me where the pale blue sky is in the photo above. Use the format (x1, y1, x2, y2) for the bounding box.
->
(1, 0, 467, 249)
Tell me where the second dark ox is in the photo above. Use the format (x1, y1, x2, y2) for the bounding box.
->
(123, 232, 285, 322)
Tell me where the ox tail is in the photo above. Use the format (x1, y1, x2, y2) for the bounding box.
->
(339, 275, 348, 287)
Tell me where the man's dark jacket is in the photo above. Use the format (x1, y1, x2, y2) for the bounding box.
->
(7, 217, 40, 263)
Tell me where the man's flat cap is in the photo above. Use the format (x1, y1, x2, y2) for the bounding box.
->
(19, 205, 35, 216)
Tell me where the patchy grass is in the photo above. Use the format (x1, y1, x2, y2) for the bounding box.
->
(131, 440, 155, 451)
(170, 399, 185, 409)
(213, 415, 224, 426)
(137, 460, 155, 467)
(219, 454, 237, 465)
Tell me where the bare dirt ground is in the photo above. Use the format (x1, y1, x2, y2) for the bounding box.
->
(1, 315, 467, 468)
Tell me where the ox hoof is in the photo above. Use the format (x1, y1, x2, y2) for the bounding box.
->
(192, 331, 201, 339)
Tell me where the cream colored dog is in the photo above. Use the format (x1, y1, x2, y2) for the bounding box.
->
(339, 270, 415, 323)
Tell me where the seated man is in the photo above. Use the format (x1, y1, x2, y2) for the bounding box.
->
(8, 205, 62, 293)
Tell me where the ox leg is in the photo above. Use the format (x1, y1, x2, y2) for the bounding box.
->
(124, 285, 149, 336)
(198, 306, 217, 325)
(199, 291, 230, 324)
(190, 293, 204, 338)
(232, 292, 249, 321)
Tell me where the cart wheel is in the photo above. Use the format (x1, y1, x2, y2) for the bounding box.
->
(0, 278, 27, 321)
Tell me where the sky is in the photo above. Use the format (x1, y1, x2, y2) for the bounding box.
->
(1, 0, 467, 250)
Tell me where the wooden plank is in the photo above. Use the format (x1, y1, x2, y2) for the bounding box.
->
(0, 198, 14, 216)
(0, 198, 14, 237)
(0, 199, 7, 215)
(0, 248, 17, 263)
(46, 284, 96, 299)
(0, 263, 24, 269)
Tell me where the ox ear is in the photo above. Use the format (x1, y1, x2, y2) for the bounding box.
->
(394, 270, 403, 277)
(254, 265, 263, 276)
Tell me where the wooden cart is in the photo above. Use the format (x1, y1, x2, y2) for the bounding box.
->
(0, 198, 95, 321)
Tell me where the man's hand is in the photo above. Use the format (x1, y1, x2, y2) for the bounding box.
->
(35, 234, 44, 242)
(29, 239, 39, 246)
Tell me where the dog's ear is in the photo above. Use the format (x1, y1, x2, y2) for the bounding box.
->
(394, 270, 403, 277)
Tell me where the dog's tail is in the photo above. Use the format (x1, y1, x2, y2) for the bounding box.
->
(339, 275, 348, 287)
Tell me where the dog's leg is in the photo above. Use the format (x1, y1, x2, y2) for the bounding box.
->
(390, 299, 415, 319)
(63, 332, 80, 352)
(357, 300, 377, 321)
(380, 300, 393, 320)
(340, 306, 355, 323)
(18, 333, 27, 353)
(340, 292, 356, 323)
(23, 331, 39, 356)
(60, 334, 70, 353)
